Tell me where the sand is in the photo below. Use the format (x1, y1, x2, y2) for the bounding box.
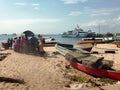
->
(91, 43, 120, 70)
(0, 44, 120, 90)
(0, 47, 69, 90)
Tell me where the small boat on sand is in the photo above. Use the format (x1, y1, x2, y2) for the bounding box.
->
(43, 42, 57, 47)
(74, 37, 115, 52)
(1, 42, 9, 49)
(56, 43, 120, 81)
(0, 53, 11, 61)
(56, 43, 89, 55)
(74, 43, 93, 52)
(76, 37, 114, 45)
(113, 41, 120, 47)
(70, 61, 120, 81)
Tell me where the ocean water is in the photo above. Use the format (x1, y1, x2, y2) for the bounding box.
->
(0, 34, 17, 43)
(43, 34, 82, 44)
(0, 34, 82, 45)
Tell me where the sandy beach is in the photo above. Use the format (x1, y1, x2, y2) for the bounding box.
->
(91, 43, 120, 71)
(0, 47, 69, 90)
(0, 44, 120, 90)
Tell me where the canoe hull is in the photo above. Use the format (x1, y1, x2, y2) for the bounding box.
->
(74, 43, 93, 52)
(70, 61, 120, 81)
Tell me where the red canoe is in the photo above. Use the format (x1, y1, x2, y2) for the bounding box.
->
(70, 61, 120, 81)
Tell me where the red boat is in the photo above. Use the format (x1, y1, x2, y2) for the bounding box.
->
(56, 43, 120, 81)
(70, 61, 120, 81)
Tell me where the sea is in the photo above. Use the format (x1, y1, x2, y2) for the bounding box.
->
(0, 34, 82, 45)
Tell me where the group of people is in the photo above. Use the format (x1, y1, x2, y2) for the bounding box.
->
(7, 34, 45, 55)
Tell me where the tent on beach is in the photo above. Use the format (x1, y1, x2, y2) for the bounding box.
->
(23, 30, 35, 37)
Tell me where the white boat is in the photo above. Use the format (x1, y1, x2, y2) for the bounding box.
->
(62, 25, 96, 38)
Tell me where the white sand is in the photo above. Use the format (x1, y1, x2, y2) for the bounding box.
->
(0, 44, 120, 90)
(91, 43, 120, 70)
(0, 47, 69, 90)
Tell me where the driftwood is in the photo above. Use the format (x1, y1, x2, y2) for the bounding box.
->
(0, 77, 25, 84)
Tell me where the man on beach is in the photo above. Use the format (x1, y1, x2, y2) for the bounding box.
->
(38, 34, 45, 55)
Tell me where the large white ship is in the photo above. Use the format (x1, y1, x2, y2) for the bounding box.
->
(62, 25, 96, 38)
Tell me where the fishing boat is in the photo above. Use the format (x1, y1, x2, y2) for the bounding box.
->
(113, 41, 120, 47)
(70, 61, 120, 81)
(76, 37, 114, 45)
(56, 43, 90, 56)
(77, 37, 114, 45)
(43, 37, 57, 47)
(74, 40, 93, 52)
(43, 42, 57, 47)
(56, 43, 120, 81)
(0, 53, 11, 61)
(1, 42, 9, 49)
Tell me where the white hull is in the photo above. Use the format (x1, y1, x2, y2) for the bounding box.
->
(62, 32, 92, 38)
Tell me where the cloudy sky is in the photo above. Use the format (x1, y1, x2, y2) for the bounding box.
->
(0, 0, 120, 34)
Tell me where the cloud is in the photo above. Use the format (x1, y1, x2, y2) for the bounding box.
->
(33, 7, 39, 10)
(62, 0, 88, 4)
(69, 11, 82, 16)
(69, 7, 120, 17)
(0, 18, 62, 34)
(14, 2, 40, 10)
(15, 2, 27, 6)
(31, 3, 40, 6)
(0, 18, 61, 25)
(78, 17, 120, 33)
(88, 8, 119, 16)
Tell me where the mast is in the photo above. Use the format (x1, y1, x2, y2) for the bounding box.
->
(77, 24, 79, 29)
(99, 24, 100, 34)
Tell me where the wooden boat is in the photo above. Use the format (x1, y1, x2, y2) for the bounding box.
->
(56, 43, 89, 56)
(43, 42, 57, 47)
(43, 37, 57, 47)
(75, 37, 115, 52)
(74, 43, 93, 52)
(70, 61, 120, 81)
(56, 43, 120, 81)
(0, 53, 11, 61)
(113, 41, 120, 47)
(77, 37, 114, 45)
(2, 42, 9, 49)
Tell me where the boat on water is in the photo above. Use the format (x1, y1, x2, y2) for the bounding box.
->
(56, 43, 120, 81)
(62, 25, 96, 38)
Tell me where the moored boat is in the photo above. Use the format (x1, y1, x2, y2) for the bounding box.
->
(76, 37, 114, 45)
(56, 43, 89, 55)
(56, 43, 120, 81)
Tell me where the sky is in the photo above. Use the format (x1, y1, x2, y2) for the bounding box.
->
(0, 0, 120, 34)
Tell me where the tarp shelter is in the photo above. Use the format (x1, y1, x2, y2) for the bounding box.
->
(23, 30, 35, 37)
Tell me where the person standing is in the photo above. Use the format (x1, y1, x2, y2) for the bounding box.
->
(38, 35, 45, 55)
